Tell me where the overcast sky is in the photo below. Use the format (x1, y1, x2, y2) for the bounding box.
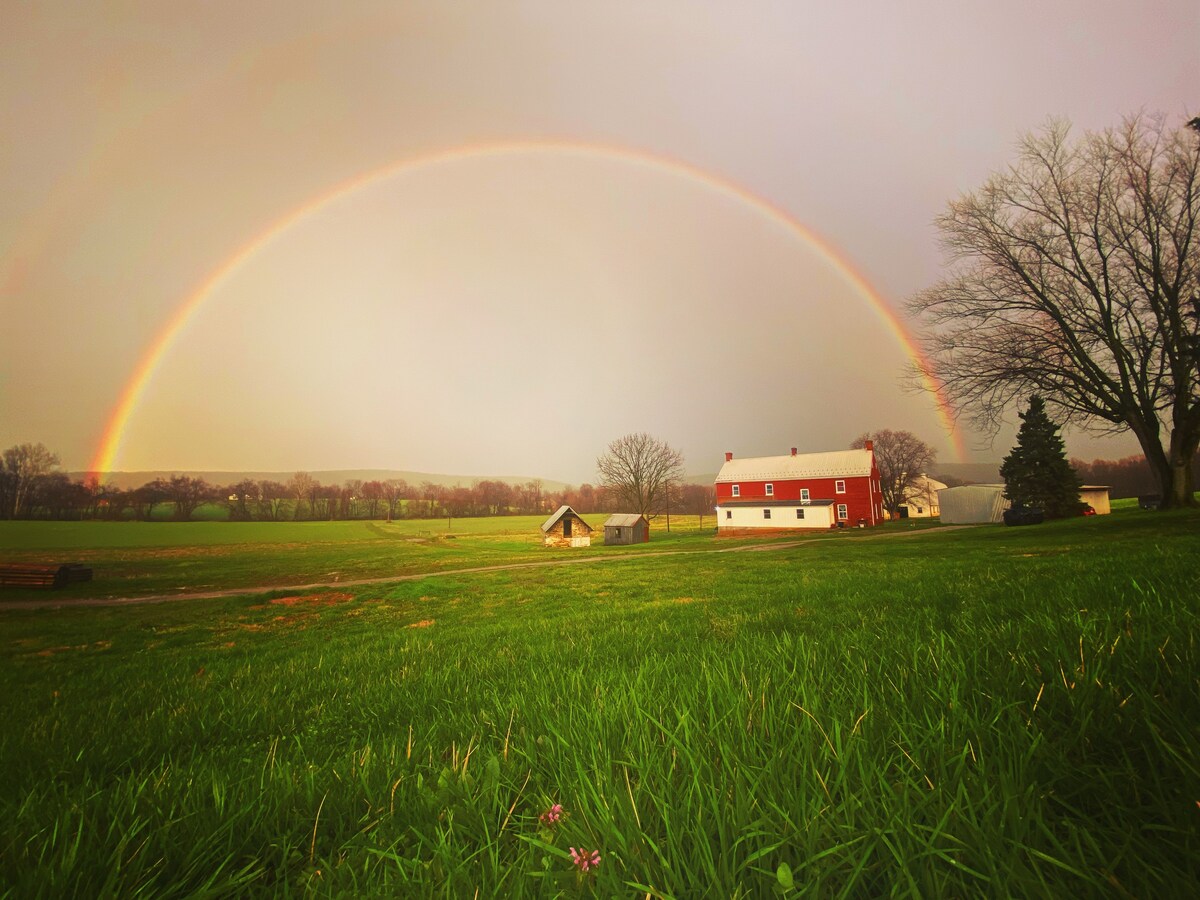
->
(2, 1, 1196, 483)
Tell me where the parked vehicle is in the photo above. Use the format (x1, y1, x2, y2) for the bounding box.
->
(1003, 504, 1045, 526)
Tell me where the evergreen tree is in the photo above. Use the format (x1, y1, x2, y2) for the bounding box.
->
(1000, 396, 1085, 518)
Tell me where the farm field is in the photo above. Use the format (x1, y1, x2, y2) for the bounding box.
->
(0, 515, 938, 604)
(1, 509, 1198, 896)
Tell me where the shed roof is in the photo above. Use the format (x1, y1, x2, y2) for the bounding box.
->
(716, 449, 873, 483)
(604, 514, 647, 527)
(540, 505, 592, 533)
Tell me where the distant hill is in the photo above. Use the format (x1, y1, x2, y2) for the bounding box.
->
(71, 469, 573, 492)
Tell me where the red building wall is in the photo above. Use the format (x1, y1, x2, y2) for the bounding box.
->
(715, 474, 883, 525)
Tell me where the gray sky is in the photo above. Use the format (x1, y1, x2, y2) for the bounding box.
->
(2, 1, 1196, 482)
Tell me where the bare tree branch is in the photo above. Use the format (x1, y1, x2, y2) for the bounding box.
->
(596, 433, 685, 521)
(908, 113, 1200, 507)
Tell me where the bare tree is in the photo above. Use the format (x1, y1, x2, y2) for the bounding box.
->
(341, 479, 364, 519)
(851, 430, 937, 517)
(360, 480, 384, 519)
(288, 472, 316, 520)
(517, 479, 544, 515)
(164, 475, 211, 521)
(223, 479, 258, 521)
(907, 114, 1199, 508)
(381, 478, 407, 520)
(597, 433, 685, 521)
(256, 480, 288, 521)
(2, 442, 60, 518)
(128, 479, 168, 520)
(94, 482, 129, 520)
(677, 482, 717, 529)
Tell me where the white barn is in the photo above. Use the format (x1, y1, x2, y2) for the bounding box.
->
(899, 475, 947, 519)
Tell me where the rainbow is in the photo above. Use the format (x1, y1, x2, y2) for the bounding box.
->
(88, 139, 966, 474)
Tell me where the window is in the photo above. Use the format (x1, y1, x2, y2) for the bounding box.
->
(800, 488, 810, 502)
(763, 509, 772, 520)
(725, 510, 732, 520)
(765, 483, 774, 496)
(795, 508, 805, 519)
(837, 503, 848, 520)
(916, 507, 924, 515)
(731, 484, 740, 497)
(835, 480, 846, 494)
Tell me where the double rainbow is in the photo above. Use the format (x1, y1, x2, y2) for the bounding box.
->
(88, 139, 964, 474)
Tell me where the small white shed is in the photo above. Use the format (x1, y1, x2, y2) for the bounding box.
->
(937, 484, 1010, 524)
(1079, 485, 1111, 515)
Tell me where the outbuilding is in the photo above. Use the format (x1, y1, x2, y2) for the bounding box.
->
(604, 514, 649, 545)
(936, 484, 1010, 524)
(1079, 485, 1111, 515)
(898, 475, 947, 519)
(540, 505, 593, 548)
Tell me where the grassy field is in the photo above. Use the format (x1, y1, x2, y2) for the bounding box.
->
(0, 515, 935, 603)
(1, 510, 1198, 896)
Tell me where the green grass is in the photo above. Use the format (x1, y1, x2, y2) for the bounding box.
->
(0, 515, 915, 602)
(1, 509, 1198, 896)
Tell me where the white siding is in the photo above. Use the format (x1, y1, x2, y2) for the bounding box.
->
(717, 504, 834, 530)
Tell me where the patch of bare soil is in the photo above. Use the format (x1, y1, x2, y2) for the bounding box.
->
(134, 546, 243, 559)
(241, 592, 356, 611)
(408, 619, 435, 628)
(263, 591, 355, 608)
(238, 613, 317, 631)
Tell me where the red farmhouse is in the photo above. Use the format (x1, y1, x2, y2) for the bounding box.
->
(714, 445, 884, 533)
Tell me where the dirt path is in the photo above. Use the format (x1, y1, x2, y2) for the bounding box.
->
(0, 525, 976, 611)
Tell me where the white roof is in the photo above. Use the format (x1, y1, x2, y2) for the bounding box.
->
(910, 475, 948, 492)
(716, 449, 873, 483)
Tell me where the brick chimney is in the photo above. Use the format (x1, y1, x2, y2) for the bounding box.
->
(865, 440, 874, 451)
(725, 451, 733, 462)
(791, 447, 797, 456)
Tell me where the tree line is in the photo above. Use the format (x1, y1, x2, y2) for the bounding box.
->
(0, 442, 717, 522)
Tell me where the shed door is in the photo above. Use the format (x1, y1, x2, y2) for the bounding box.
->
(563, 518, 572, 537)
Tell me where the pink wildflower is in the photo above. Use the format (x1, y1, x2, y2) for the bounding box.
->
(539, 803, 563, 826)
(569, 847, 601, 873)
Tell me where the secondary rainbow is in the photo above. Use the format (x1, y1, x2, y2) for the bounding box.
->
(88, 139, 966, 474)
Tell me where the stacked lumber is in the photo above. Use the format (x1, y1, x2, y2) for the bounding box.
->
(0, 563, 93, 589)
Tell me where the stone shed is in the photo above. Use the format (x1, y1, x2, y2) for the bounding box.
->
(604, 514, 649, 545)
(540, 505, 593, 548)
